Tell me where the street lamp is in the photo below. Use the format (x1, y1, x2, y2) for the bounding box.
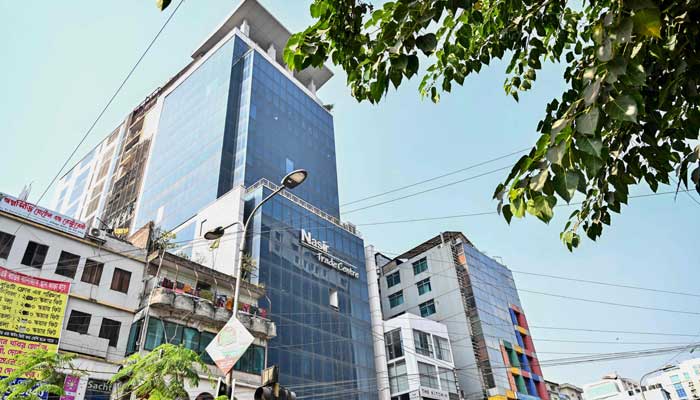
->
(205, 169, 308, 400)
(640, 364, 674, 400)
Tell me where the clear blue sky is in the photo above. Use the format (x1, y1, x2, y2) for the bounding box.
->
(1, 0, 698, 387)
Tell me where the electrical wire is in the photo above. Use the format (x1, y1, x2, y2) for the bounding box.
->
(339, 146, 530, 207)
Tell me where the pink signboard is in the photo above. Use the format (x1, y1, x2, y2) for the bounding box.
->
(0, 193, 87, 238)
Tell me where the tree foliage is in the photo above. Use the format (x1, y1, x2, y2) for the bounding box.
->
(111, 343, 208, 400)
(0, 350, 76, 400)
(278, 0, 700, 249)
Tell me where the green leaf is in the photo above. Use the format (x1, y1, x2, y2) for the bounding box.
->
(596, 39, 613, 62)
(577, 136, 604, 159)
(551, 118, 570, 134)
(612, 18, 633, 44)
(576, 107, 600, 135)
(633, 8, 661, 38)
(527, 195, 556, 223)
(546, 141, 567, 165)
(627, 0, 656, 10)
(502, 204, 513, 224)
(604, 95, 638, 122)
(416, 33, 438, 55)
(554, 170, 580, 202)
(530, 169, 549, 191)
(406, 54, 419, 77)
(583, 79, 601, 105)
(156, 0, 172, 11)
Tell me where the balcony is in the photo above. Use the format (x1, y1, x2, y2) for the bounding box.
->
(148, 287, 275, 338)
(238, 311, 277, 339)
(60, 330, 110, 359)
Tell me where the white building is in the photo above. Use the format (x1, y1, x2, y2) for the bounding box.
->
(583, 374, 670, 400)
(647, 359, 700, 400)
(383, 314, 460, 400)
(126, 222, 276, 400)
(0, 192, 146, 400)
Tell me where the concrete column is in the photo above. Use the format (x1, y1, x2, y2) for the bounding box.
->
(365, 245, 391, 400)
(240, 19, 250, 36)
(267, 44, 276, 59)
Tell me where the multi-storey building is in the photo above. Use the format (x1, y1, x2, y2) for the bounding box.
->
(547, 381, 584, 400)
(583, 374, 670, 400)
(50, 1, 376, 398)
(647, 359, 700, 400)
(0, 192, 146, 400)
(382, 314, 460, 400)
(372, 232, 548, 400)
(125, 222, 276, 399)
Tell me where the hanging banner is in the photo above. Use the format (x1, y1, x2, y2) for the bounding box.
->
(0, 192, 87, 238)
(205, 317, 254, 375)
(0, 266, 70, 378)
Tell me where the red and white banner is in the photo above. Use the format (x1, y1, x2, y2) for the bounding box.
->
(0, 193, 87, 238)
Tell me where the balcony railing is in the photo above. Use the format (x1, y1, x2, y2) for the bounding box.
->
(246, 178, 360, 236)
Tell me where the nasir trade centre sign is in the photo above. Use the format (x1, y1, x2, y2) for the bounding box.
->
(0, 266, 70, 378)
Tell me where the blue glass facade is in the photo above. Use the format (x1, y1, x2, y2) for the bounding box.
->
(132, 30, 374, 397)
(135, 37, 251, 230)
(136, 33, 340, 231)
(234, 53, 339, 217)
(246, 186, 376, 400)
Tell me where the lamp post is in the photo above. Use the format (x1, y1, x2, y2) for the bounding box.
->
(640, 365, 674, 400)
(205, 169, 308, 400)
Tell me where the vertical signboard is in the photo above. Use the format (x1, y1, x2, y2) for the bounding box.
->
(205, 316, 254, 375)
(0, 266, 70, 378)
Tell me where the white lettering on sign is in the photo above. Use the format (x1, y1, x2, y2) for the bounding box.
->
(419, 386, 450, 400)
(300, 229, 359, 279)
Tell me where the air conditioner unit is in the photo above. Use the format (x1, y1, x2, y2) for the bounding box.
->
(89, 228, 108, 241)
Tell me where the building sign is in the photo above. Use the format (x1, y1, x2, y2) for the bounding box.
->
(205, 316, 254, 375)
(60, 375, 80, 400)
(84, 379, 112, 400)
(0, 193, 87, 238)
(299, 229, 359, 279)
(418, 387, 450, 400)
(0, 266, 70, 378)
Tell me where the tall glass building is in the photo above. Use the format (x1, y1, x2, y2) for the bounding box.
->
(52, 1, 377, 398)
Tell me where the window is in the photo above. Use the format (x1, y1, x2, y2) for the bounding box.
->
(81, 259, 103, 285)
(386, 271, 401, 288)
(413, 330, 433, 357)
(329, 288, 339, 310)
(234, 345, 265, 374)
(417, 278, 431, 295)
(683, 372, 691, 381)
(126, 319, 143, 355)
(418, 362, 439, 389)
(144, 318, 165, 350)
(434, 335, 452, 362)
(66, 310, 91, 334)
(21, 241, 49, 268)
(439, 368, 458, 394)
(420, 299, 436, 317)
(0, 231, 15, 259)
(199, 331, 216, 364)
(110, 268, 131, 293)
(389, 291, 404, 308)
(694, 365, 700, 376)
(388, 360, 408, 394)
(412, 258, 428, 275)
(98, 318, 121, 347)
(55, 251, 80, 279)
(674, 383, 687, 399)
(671, 375, 681, 383)
(385, 329, 403, 360)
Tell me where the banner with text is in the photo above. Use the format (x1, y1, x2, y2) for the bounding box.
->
(0, 266, 70, 378)
(0, 192, 87, 238)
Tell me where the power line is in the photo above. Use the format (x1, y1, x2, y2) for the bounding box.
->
(340, 147, 530, 207)
(21, 0, 186, 223)
(342, 165, 514, 214)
